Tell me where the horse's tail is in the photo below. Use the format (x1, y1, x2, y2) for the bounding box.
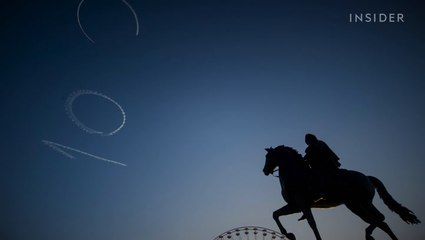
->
(368, 176, 421, 224)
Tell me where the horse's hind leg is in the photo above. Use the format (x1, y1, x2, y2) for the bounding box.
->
(365, 203, 398, 240)
(375, 221, 398, 240)
(346, 202, 398, 240)
(273, 204, 299, 240)
(365, 224, 376, 240)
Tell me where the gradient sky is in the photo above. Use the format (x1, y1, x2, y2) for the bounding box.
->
(1, 0, 425, 240)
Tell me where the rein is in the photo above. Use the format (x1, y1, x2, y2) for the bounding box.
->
(272, 169, 279, 178)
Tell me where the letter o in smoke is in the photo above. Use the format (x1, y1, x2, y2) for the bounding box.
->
(65, 90, 126, 136)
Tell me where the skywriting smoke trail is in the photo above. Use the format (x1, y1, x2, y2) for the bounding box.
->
(42, 140, 127, 167)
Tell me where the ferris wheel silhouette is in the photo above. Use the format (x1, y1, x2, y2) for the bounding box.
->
(213, 226, 286, 240)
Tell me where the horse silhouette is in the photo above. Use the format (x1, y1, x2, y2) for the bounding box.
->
(263, 145, 420, 240)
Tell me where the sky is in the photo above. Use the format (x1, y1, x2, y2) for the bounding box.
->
(1, 0, 425, 239)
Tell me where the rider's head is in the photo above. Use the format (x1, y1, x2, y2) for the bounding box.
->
(305, 133, 318, 146)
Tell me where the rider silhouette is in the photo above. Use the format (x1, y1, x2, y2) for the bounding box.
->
(298, 133, 341, 221)
(304, 133, 341, 173)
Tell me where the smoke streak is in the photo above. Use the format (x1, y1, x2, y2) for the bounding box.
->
(42, 140, 127, 167)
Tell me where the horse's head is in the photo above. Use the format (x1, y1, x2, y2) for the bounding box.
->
(263, 146, 283, 176)
(263, 145, 304, 176)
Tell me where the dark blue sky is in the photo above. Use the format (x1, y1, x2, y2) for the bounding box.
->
(2, 0, 425, 239)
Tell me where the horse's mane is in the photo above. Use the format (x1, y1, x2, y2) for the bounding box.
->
(275, 145, 308, 168)
(275, 145, 303, 160)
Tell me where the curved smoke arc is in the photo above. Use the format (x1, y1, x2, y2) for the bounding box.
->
(77, 0, 140, 43)
(65, 89, 126, 136)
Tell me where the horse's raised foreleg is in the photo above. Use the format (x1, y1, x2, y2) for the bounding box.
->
(302, 208, 322, 240)
(273, 204, 299, 240)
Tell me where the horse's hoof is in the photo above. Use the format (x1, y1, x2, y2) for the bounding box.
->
(298, 214, 307, 221)
(286, 233, 296, 240)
